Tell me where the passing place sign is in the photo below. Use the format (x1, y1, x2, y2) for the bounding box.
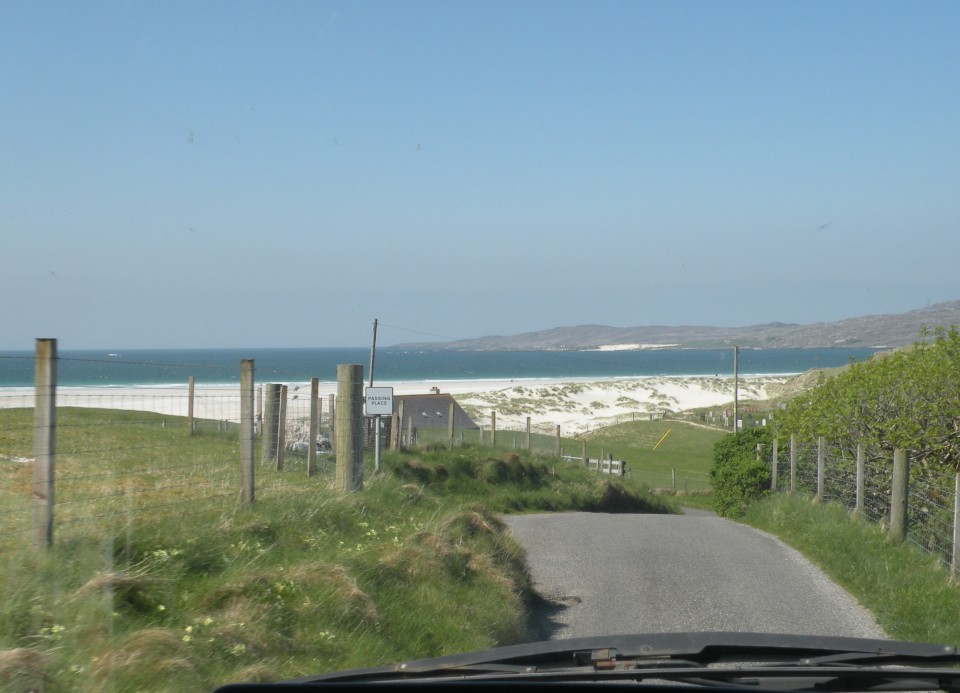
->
(365, 387, 394, 416)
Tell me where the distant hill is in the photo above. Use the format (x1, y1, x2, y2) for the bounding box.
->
(393, 301, 960, 351)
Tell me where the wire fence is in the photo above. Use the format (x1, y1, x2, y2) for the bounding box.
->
(4, 347, 615, 553)
(767, 437, 960, 575)
(3, 343, 727, 552)
(0, 350, 353, 554)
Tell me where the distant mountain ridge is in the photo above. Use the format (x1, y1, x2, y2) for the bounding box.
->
(394, 301, 960, 351)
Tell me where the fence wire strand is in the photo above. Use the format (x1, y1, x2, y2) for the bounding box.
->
(774, 437, 960, 573)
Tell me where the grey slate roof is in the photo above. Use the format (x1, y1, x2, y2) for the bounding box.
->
(394, 393, 478, 430)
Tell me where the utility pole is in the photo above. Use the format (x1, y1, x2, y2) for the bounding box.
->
(369, 318, 378, 388)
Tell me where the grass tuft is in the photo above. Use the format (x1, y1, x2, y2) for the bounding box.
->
(0, 648, 50, 691)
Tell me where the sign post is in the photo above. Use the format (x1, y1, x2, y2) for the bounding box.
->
(365, 386, 393, 473)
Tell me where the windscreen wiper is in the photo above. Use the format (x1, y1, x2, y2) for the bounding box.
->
(213, 631, 960, 691)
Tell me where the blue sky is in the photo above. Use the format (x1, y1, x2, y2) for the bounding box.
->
(2, 0, 958, 349)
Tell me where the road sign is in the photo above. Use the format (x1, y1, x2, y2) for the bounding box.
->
(365, 386, 394, 416)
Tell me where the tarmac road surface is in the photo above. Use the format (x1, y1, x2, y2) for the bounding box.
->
(504, 510, 886, 641)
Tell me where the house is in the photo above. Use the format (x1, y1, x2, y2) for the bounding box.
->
(393, 392, 478, 431)
(362, 390, 478, 448)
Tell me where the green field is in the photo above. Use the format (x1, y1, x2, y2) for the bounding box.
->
(413, 418, 723, 494)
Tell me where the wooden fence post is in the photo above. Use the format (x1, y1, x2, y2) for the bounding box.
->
(491, 411, 497, 448)
(950, 473, 960, 577)
(308, 377, 319, 476)
(329, 393, 336, 453)
(335, 364, 364, 492)
(240, 360, 255, 503)
(261, 384, 281, 466)
(187, 375, 196, 434)
(952, 472, 959, 578)
(448, 401, 455, 447)
(816, 437, 825, 501)
(790, 434, 797, 494)
(33, 338, 57, 548)
(391, 412, 400, 449)
(555, 425, 561, 457)
(256, 386, 262, 436)
(526, 417, 531, 451)
(771, 438, 778, 492)
(890, 449, 909, 543)
(855, 444, 865, 515)
(276, 385, 287, 471)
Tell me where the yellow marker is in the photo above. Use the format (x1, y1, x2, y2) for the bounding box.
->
(652, 429, 672, 451)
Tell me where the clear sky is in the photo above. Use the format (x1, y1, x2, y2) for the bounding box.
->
(2, 1, 958, 349)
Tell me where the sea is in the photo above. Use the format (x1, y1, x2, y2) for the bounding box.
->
(0, 347, 883, 388)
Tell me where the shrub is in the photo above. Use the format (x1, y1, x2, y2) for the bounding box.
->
(710, 429, 772, 517)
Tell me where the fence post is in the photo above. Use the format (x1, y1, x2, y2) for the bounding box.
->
(261, 384, 280, 466)
(790, 434, 797, 494)
(525, 417, 531, 451)
(771, 438, 778, 492)
(335, 364, 364, 492)
(187, 375, 196, 434)
(950, 472, 960, 578)
(555, 425, 561, 457)
(240, 360, 255, 503)
(33, 338, 57, 548)
(276, 385, 288, 471)
(329, 393, 336, 453)
(308, 377, 319, 476)
(890, 449, 909, 543)
(491, 411, 497, 448)
(448, 401, 455, 447)
(855, 443, 865, 516)
(816, 437, 825, 501)
(256, 386, 262, 436)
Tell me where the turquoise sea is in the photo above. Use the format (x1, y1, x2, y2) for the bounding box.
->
(0, 347, 882, 388)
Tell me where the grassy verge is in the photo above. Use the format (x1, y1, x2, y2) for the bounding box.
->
(742, 494, 960, 644)
(0, 408, 671, 691)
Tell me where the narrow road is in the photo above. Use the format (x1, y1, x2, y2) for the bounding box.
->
(504, 511, 885, 641)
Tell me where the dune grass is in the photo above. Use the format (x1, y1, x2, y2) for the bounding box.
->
(742, 494, 960, 645)
(0, 406, 670, 691)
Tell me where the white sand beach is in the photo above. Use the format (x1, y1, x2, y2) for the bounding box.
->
(442, 375, 783, 434)
(0, 375, 786, 435)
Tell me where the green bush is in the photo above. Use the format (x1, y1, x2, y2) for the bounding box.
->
(710, 429, 772, 517)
